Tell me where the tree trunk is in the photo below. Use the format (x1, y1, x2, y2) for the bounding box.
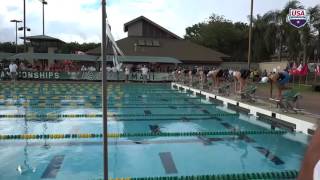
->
(303, 43, 307, 64)
(278, 33, 282, 62)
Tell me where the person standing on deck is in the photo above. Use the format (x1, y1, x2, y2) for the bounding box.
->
(141, 65, 148, 83)
(125, 66, 130, 83)
(9, 61, 18, 83)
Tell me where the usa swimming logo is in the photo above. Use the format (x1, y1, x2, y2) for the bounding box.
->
(287, 9, 309, 28)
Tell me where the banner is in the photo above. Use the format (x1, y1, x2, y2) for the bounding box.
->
(0, 71, 174, 82)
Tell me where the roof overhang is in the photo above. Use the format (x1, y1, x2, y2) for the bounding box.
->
(8, 53, 98, 61)
(99, 56, 181, 64)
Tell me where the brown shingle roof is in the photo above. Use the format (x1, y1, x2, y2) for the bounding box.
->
(20, 35, 64, 42)
(86, 37, 229, 63)
(124, 16, 182, 40)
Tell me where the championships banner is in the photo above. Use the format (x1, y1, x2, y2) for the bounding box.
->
(0, 71, 174, 81)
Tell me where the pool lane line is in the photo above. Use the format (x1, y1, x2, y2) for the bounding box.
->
(0, 96, 201, 103)
(0, 113, 238, 119)
(105, 170, 299, 180)
(0, 137, 242, 147)
(0, 130, 288, 140)
(5, 104, 216, 109)
(159, 152, 178, 174)
(216, 121, 285, 166)
(0, 104, 217, 109)
(254, 146, 285, 165)
(41, 155, 65, 179)
(0, 116, 221, 122)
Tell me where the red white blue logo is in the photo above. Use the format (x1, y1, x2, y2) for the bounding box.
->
(287, 9, 309, 28)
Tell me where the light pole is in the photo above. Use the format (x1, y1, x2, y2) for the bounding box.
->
(247, 0, 254, 70)
(10, 20, 22, 53)
(101, 0, 109, 180)
(18, 26, 31, 53)
(39, 0, 48, 35)
(23, 0, 26, 52)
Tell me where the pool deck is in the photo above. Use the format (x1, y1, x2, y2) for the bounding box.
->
(172, 82, 319, 135)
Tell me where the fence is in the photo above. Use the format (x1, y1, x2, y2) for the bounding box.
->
(0, 71, 174, 82)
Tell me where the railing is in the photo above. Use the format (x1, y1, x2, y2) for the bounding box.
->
(0, 71, 174, 81)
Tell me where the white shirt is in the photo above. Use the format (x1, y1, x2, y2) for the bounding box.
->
(81, 66, 87, 71)
(125, 68, 130, 75)
(141, 67, 148, 75)
(9, 64, 18, 73)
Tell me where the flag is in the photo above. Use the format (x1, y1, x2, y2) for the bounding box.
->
(316, 65, 320, 76)
(292, 62, 297, 69)
(297, 64, 303, 71)
(299, 64, 309, 76)
(289, 62, 299, 75)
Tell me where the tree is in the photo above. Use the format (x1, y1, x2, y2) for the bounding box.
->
(0, 42, 24, 53)
(308, 5, 320, 61)
(185, 14, 249, 61)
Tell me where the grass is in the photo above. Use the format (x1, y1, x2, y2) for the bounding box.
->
(255, 82, 317, 93)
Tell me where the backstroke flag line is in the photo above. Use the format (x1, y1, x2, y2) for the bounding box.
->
(105, 15, 124, 71)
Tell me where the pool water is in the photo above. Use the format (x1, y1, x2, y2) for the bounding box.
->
(0, 83, 309, 180)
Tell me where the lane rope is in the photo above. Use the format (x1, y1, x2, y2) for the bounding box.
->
(0, 130, 287, 140)
(103, 170, 298, 180)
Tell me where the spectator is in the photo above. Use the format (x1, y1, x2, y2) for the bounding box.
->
(9, 61, 18, 82)
(19, 62, 26, 71)
(106, 66, 112, 72)
(81, 65, 87, 72)
(141, 65, 148, 83)
(112, 66, 118, 80)
(262, 69, 268, 77)
(125, 66, 130, 83)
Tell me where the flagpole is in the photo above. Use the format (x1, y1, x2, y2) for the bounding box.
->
(101, 0, 109, 179)
(299, 75, 301, 88)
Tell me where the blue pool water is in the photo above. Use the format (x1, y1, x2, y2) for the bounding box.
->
(0, 83, 310, 180)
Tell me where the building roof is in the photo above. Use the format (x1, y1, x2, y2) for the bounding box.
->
(8, 53, 98, 61)
(124, 16, 182, 40)
(20, 35, 64, 42)
(98, 56, 181, 64)
(87, 37, 229, 63)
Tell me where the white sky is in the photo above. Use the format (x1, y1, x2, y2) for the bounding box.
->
(0, 0, 319, 44)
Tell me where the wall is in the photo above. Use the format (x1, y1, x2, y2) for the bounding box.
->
(128, 21, 143, 37)
(258, 61, 288, 73)
(220, 62, 258, 70)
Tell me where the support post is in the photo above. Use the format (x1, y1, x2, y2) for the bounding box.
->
(247, 0, 254, 70)
(101, 0, 108, 179)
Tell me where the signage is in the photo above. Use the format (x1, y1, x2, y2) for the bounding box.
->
(0, 71, 173, 82)
(287, 9, 309, 28)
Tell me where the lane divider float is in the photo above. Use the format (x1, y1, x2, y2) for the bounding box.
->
(0, 130, 287, 140)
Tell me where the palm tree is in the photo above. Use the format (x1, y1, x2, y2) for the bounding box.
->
(281, 0, 304, 61)
(308, 5, 320, 62)
(262, 10, 284, 61)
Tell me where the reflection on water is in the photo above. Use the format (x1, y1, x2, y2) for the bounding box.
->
(16, 120, 36, 175)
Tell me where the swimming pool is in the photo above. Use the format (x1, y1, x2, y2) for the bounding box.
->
(0, 82, 309, 180)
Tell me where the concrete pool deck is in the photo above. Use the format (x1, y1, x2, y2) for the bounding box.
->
(172, 82, 319, 135)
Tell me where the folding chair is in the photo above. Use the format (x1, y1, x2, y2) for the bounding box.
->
(240, 85, 257, 102)
(277, 90, 303, 113)
(218, 84, 230, 96)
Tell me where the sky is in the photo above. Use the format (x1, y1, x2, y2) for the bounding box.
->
(0, 0, 319, 44)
